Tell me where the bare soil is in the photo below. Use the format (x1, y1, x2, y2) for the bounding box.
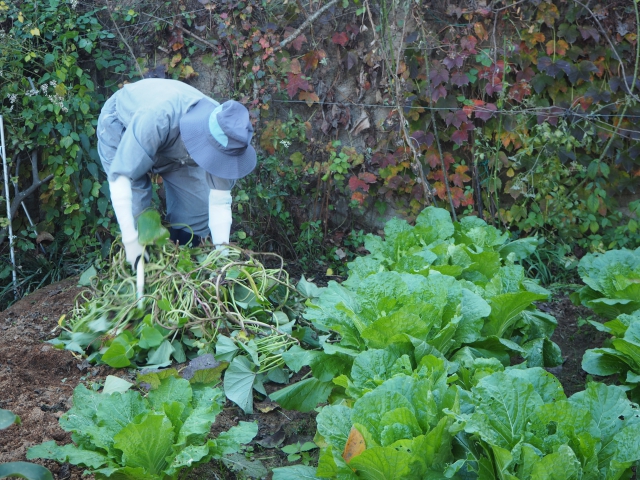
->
(0, 278, 609, 478)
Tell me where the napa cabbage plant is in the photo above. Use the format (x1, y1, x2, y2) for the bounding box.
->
(275, 360, 640, 479)
(26, 373, 257, 479)
(570, 248, 640, 319)
(271, 207, 560, 411)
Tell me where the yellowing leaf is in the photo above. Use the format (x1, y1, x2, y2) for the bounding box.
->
(298, 91, 319, 107)
(342, 426, 366, 463)
(180, 65, 197, 79)
(507, 167, 515, 177)
(30, 27, 40, 36)
(170, 53, 182, 68)
(17, 11, 24, 22)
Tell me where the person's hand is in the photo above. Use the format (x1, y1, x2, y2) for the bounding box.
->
(122, 236, 146, 269)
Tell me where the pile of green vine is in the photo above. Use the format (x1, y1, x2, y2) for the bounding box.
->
(51, 235, 304, 386)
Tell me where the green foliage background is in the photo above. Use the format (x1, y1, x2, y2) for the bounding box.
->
(1, 0, 640, 305)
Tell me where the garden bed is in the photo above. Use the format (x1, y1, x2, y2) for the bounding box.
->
(0, 275, 607, 479)
(0, 277, 319, 479)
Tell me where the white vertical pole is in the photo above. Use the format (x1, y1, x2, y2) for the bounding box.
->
(0, 115, 18, 299)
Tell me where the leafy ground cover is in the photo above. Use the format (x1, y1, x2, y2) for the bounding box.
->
(0, 266, 616, 479)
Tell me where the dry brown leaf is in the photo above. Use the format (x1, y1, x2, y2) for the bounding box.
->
(351, 111, 370, 136)
(36, 231, 55, 244)
(342, 426, 366, 463)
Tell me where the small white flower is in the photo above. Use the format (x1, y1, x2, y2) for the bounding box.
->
(7, 93, 17, 103)
(49, 80, 57, 87)
(70, 0, 78, 8)
(41, 84, 48, 93)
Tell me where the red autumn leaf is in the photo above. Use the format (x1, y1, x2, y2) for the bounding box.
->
(450, 165, 471, 187)
(434, 181, 447, 199)
(431, 84, 447, 102)
(332, 31, 349, 47)
(450, 187, 465, 207)
(360, 172, 377, 183)
(387, 175, 404, 189)
(546, 39, 568, 56)
(516, 67, 535, 83)
(285, 73, 310, 98)
(301, 50, 327, 71)
(288, 58, 302, 75)
(425, 149, 440, 168)
(463, 104, 474, 117)
(444, 110, 468, 128)
(291, 33, 307, 51)
(298, 90, 320, 106)
(349, 176, 368, 192)
(429, 65, 449, 85)
(443, 55, 464, 70)
(411, 130, 434, 148)
(443, 152, 455, 170)
(451, 129, 469, 145)
(351, 191, 366, 205)
(451, 71, 470, 87)
(508, 82, 532, 102)
(460, 35, 478, 53)
(485, 78, 503, 96)
(451, 122, 475, 145)
(475, 102, 497, 121)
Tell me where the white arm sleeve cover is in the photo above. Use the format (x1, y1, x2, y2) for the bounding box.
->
(109, 175, 143, 265)
(208, 189, 233, 245)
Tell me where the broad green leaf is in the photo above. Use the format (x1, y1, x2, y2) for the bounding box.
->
(530, 445, 582, 479)
(612, 422, 640, 466)
(379, 407, 421, 446)
(352, 389, 414, 444)
(137, 209, 170, 246)
(0, 408, 19, 429)
(505, 367, 566, 403)
(272, 465, 318, 479)
(499, 237, 539, 261)
(361, 311, 433, 349)
(93, 465, 157, 479)
(0, 461, 54, 480)
(269, 377, 333, 412)
(282, 345, 318, 372)
(310, 352, 351, 382)
(350, 348, 405, 390)
(146, 339, 175, 368)
(348, 446, 414, 479)
(136, 368, 181, 390)
(215, 335, 239, 361)
(223, 356, 256, 413)
(113, 413, 175, 474)
(483, 292, 548, 338)
(466, 372, 543, 450)
(209, 421, 258, 457)
(528, 400, 600, 474)
(138, 326, 164, 349)
(175, 387, 222, 448)
(166, 444, 210, 476)
(26, 441, 109, 469)
(316, 405, 353, 451)
(570, 382, 640, 475)
(101, 334, 135, 368)
(147, 376, 192, 411)
(582, 348, 631, 376)
(102, 375, 134, 395)
(415, 206, 455, 241)
(95, 390, 149, 452)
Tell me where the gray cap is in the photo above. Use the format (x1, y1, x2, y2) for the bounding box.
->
(180, 99, 257, 180)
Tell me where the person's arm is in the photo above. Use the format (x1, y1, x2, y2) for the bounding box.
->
(208, 189, 232, 246)
(109, 175, 144, 267)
